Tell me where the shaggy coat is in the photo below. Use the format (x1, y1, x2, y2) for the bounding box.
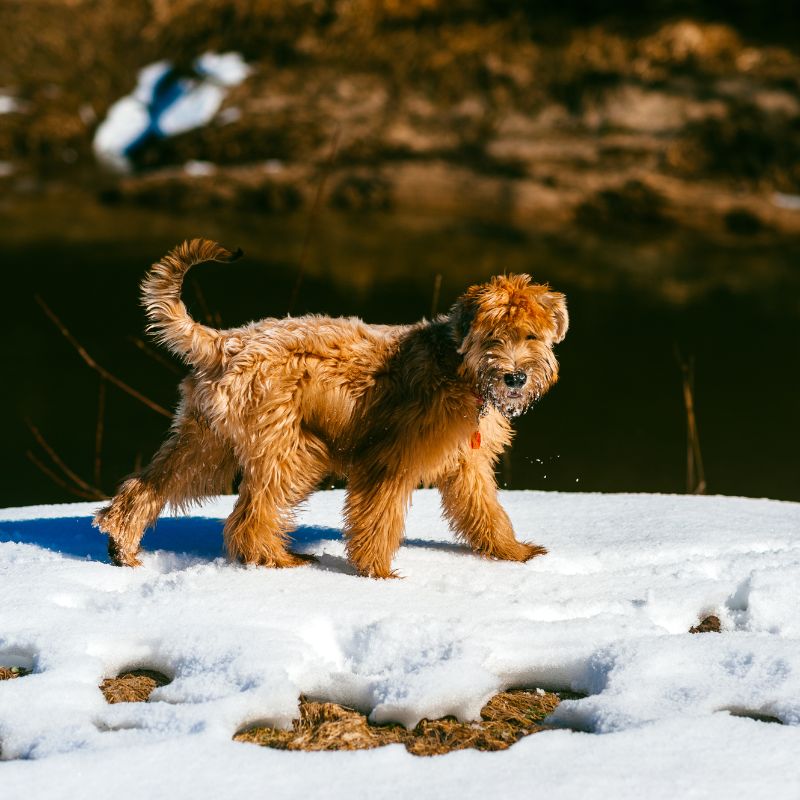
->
(95, 239, 568, 577)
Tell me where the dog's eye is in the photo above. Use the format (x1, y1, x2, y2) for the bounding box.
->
(526, 334, 537, 341)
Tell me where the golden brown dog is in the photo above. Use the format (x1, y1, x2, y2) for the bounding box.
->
(94, 239, 568, 577)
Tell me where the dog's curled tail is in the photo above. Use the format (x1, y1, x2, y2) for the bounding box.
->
(141, 238, 242, 370)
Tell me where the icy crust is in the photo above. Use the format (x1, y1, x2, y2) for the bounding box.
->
(1, 491, 799, 796)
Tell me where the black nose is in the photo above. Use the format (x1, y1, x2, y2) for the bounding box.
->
(503, 371, 527, 388)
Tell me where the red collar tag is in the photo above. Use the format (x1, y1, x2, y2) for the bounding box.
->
(469, 430, 482, 449)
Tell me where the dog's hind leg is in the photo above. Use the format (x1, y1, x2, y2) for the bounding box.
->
(223, 431, 328, 568)
(438, 453, 547, 562)
(94, 409, 237, 566)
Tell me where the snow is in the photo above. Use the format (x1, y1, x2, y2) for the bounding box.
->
(1, 490, 799, 798)
(0, 94, 22, 115)
(773, 192, 800, 211)
(92, 52, 251, 171)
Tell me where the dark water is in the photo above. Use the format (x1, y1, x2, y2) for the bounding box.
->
(3, 197, 799, 506)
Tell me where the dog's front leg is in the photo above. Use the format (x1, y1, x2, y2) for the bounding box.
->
(438, 453, 547, 562)
(343, 469, 413, 578)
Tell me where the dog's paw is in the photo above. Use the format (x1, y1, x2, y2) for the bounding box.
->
(482, 540, 548, 563)
(518, 542, 548, 561)
(258, 551, 317, 569)
(107, 538, 143, 567)
(285, 551, 319, 567)
(354, 564, 402, 579)
(377, 568, 404, 580)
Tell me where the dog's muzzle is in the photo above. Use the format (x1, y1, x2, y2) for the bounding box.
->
(485, 372, 534, 419)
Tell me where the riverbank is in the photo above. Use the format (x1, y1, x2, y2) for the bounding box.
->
(2, 2, 800, 239)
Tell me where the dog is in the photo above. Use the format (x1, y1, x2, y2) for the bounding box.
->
(94, 239, 568, 577)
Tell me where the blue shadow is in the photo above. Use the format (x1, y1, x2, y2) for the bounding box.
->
(0, 516, 343, 563)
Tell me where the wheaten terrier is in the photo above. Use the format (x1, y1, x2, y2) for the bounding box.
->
(95, 239, 568, 577)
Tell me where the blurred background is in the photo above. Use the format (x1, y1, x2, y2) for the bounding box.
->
(1, 0, 799, 507)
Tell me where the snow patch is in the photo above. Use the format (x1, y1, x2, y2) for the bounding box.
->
(92, 52, 251, 172)
(1, 490, 799, 796)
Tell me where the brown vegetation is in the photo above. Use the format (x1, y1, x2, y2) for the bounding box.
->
(690, 615, 722, 633)
(94, 662, 575, 755)
(99, 669, 171, 703)
(0, 666, 30, 681)
(235, 689, 568, 756)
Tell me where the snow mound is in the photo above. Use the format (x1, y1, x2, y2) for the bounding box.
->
(1, 490, 799, 798)
(93, 52, 251, 171)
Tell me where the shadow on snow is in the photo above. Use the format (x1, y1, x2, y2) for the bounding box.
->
(0, 516, 343, 563)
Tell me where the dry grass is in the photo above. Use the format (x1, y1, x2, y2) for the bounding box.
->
(0, 666, 30, 681)
(690, 615, 722, 634)
(235, 689, 571, 756)
(99, 669, 171, 703)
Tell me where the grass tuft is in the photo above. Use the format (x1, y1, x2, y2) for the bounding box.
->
(690, 615, 721, 634)
(0, 666, 30, 681)
(235, 688, 573, 756)
(100, 669, 171, 704)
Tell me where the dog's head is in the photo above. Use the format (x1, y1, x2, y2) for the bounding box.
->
(450, 274, 568, 419)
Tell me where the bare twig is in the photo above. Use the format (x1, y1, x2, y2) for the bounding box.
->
(675, 347, 706, 494)
(25, 420, 107, 500)
(430, 274, 442, 319)
(26, 451, 101, 501)
(94, 378, 106, 488)
(36, 295, 171, 418)
(287, 126, 342, 316)
(127, 335, 184, 376)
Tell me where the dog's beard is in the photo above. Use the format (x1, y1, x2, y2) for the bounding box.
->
(479, 372, 544, 420)
(466, 344, 558, 421)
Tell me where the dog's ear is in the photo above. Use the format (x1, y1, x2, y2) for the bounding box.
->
(449, 290, 479, 352)
(543, 291, 568, 343)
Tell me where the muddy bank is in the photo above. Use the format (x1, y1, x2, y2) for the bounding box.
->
(2, 2, 800, 237)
